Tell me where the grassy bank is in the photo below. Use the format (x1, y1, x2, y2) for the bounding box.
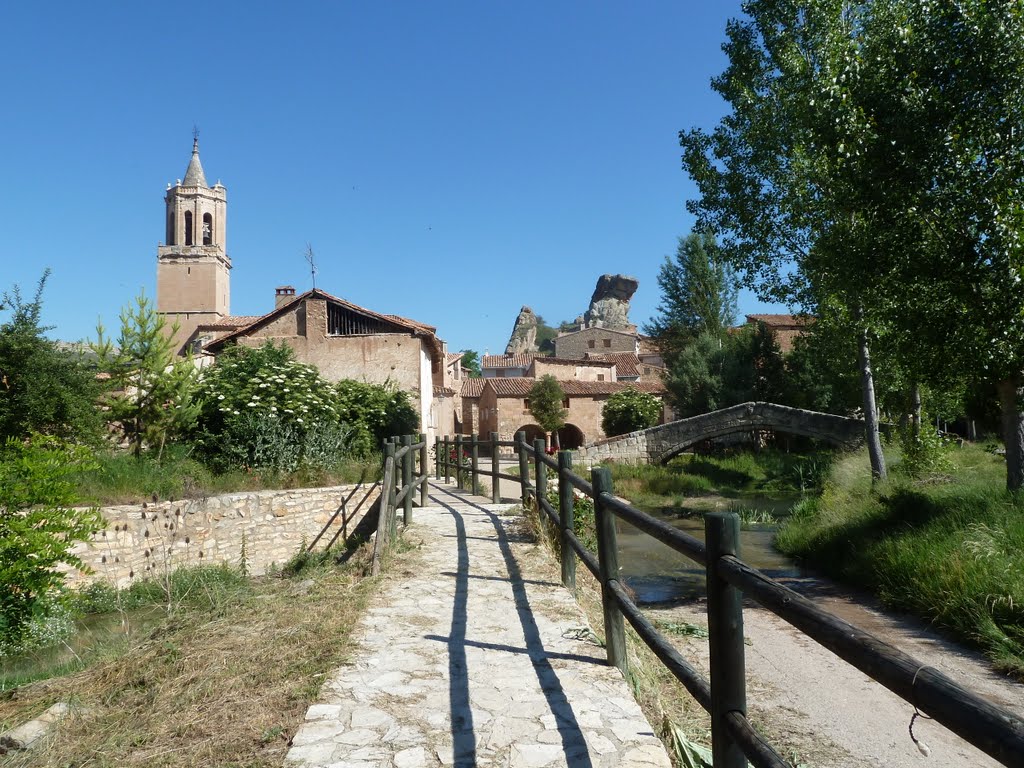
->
(776, 443, 1024, 678)
(607, 449, 832, 509)
(71, 447, 381, 506)
(0, 541, 395, 767)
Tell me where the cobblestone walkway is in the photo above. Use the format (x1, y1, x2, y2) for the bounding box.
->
(285, 483, 671, 768)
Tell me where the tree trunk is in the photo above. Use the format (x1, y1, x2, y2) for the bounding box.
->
(911, 383, 922, 438)
(996, 378, 1024, 491)
(857, 325, 887, 482)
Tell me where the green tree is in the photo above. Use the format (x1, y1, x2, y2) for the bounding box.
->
(528, 375, 567, 448)
(459, 349, 482, 378)
(680, 0, 894, 480)
(664, 333, 724, 418)
(644, 230, 738, 365)
(0, 436, 103, 649)
(0, 271, 105, 443)
(95, 292, 198, 458)
(601, 388, 662, 437)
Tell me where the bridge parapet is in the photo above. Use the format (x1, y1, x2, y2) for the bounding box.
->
(576, 402, 866, 465)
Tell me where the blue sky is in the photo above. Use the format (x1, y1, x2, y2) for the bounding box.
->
(1, 2, 784, 354)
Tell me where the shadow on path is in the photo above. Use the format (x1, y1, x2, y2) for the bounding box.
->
(430, 486, 596, 768)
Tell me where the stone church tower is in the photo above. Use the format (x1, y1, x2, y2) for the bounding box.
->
(157, 138, 231, 354)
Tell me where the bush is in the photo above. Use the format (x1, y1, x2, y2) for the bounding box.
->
(191, 343, 350, 471)
(0, 436, 104, 652)
(335, 379, 419, 456)
(896, 418, 954, 478)
(601, 388, 662, 437)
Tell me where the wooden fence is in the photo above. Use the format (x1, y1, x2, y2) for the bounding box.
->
(434, 430, 1024, 768)
(370, 433, 429, 576)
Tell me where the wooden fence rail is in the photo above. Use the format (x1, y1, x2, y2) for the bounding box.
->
(433, 430, 1024, 768)
(370, 433, 428, 576)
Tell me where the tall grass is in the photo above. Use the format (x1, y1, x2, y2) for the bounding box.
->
(777, 445, 1024, 678)
(71, 446, 381, 506)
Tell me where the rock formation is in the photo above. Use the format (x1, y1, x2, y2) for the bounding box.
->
(505, 306, 539, 354)
(583, 274, 639, 330)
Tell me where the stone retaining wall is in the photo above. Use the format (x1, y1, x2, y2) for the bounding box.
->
(67, 483, 380, 588)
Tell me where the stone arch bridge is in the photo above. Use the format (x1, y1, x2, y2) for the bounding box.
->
(577, 401, 868, 464)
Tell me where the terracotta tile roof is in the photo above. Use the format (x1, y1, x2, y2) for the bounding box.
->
(584, 352, 641, 377)
(446, 352, 464, 364)
(207, 289, 441, 353)
(196, 315, 263, 330)
(481, 353, 538, 369)
(637, 335, 660, 354)
(433, 385, 456, 397)
(744, 314, 811, 328)
(484, 378, 665, 397)
(460, 378, 487, 398)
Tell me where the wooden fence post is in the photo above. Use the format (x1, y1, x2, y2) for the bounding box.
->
(455, 434, 464, 490)
(384, 441, 398, 541)
(372, 453, 396, 576)
(434, 436, 441, 481)
(533, 438, 548, 537)
(470, 434, 480, 496)
(490, 432, 500, 503)
(558, 450, 576, 591)
(402, 435, 413, 525)
(516, 430, 531, 504)
(442, 436, 450, 484)
(705, 512, 746, 768)
(420, 433, 428, 507)
(592, 467, 627, 672)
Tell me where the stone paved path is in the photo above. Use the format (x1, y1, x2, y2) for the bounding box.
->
(285, 483, 671, 768)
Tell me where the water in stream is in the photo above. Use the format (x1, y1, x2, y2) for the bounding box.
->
(616, 494, 806, 604)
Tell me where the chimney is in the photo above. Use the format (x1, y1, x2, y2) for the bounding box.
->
(275, 286, 296, 309)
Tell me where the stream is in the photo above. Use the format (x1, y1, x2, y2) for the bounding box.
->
(616, 493, 806, 604)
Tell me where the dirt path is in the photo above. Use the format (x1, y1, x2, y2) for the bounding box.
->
(647, 579, 1024, 767)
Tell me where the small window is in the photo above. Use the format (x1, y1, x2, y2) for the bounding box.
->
(524, 398, 530, 408)
(202, 213, 213, 245)
(184, 211, 193, 245)
(597, 374, 605, 382)
(644, 367, 651, 374)
(603, 338, 611, 348)
(562, 397, 570, 408)
(587, 340, 596, 349)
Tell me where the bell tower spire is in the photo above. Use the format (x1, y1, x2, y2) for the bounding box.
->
(156, 136, 231, 355)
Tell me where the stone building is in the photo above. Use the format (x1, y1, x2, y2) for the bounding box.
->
(742, 314, 811, 353)
(154, 140, 456, 440)
(476, 378, 668, 448)
(553, 325, 638, 359)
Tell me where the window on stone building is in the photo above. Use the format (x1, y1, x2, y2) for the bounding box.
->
(202, 213, 213, 245)
(166, 210, 175, 245)
(597, 374, 605, 382)
(524, 398, 530, 408)
(587, 340, 596, 349)
(603, 338, 611, 348)
(644, 367, 651, 374)
(184, 211, 193, 245)
(562, 397, 570, 408)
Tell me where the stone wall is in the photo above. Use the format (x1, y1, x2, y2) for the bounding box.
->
(66, 483, 380, 589)
(553, 327, 637, 360)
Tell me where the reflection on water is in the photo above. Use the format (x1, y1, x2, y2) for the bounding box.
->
(617, 496, 805, 605)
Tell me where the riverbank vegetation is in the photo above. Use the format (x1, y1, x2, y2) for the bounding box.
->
(777, 444, 1024, 678)
(0, 539, 394, 767)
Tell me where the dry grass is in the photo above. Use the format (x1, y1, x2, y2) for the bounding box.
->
(0, 541, 411, 767)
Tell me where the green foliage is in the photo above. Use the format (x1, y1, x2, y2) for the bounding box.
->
(534, 315, 561, 355)
(335, 378, 419, 456)
(527, 375, 567, 442)
(643, 229, 738, 364)
(459, 349, 481, 378)
(95, 292, 198, 457)
(0, 271, 105, 443)
(896, 419, 954, 479)
(777, 445, 1024, 676)
(601, 388, 662, 437)
(545, 484, 596, 553)
(192, 342, 350, 471)
(0, 436, 103, 651)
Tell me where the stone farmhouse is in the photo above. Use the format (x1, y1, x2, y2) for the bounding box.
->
(154, 139, 457, 441)
(741, 314, 811, 353)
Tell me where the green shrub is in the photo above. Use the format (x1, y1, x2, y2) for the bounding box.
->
(896, 418, 954, 478)
(601, 388, 662, 437)
(0, 436, 104, 652)
(335, 379, 419, 456)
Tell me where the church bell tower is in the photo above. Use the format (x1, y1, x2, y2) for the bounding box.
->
(156, 137, 231, 354)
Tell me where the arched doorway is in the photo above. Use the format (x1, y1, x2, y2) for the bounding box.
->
(557, 423, 585, 450)
(515, 424, 547, 446)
